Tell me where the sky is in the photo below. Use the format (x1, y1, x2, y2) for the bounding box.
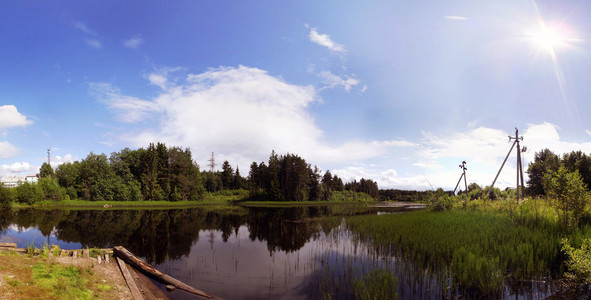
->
(2, 0, 591, 191)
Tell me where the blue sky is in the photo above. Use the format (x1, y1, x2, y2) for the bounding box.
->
(2, 0, 591, 190)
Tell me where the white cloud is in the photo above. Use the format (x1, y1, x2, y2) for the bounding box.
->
(318, 71, 360, 92)
(85, 38, 102, 49)
(0, 142, 20, 158)
(0, 162, 36, 177)
(123, 36, 143, 49)
(586, 129, 591, 137)
(444, 16, 468, 21)
(74, 21, 95, 35)
(97, 65, 413, 169)
(0, 105, 33, 129)
(147, 74, 167, 89)
(90, 82, 160, 122)
(308, 27, 346, 53)
(52, 154, 76, 166)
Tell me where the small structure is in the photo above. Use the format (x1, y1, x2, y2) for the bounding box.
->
(1, 174, 38, 188)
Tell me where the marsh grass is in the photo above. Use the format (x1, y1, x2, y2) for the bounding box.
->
(345, 198, 586, 297)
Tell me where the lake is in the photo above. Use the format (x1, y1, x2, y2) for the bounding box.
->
(0, 205, 551, 299)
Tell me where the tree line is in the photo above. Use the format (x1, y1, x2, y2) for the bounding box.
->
(0, 144, 379, 204)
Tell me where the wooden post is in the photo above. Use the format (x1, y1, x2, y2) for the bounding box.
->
(489, 140, 517, 197)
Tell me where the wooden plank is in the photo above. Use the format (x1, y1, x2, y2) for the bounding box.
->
(116, 256, 144, 300)
(0, 242, 17, 248)
(113, 246, 222, 299)
(0, 247, 27, 253)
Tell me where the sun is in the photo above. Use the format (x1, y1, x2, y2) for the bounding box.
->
(528, 24, 568, 54)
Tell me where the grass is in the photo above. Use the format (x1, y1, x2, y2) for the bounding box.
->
(0, 249, 124, 299)
(345, 198, 588, 297)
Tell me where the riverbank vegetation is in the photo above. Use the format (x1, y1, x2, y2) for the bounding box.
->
(0, 143, 379, 206)
(0, 250, 127, 299)
(346, 148, 591, 297)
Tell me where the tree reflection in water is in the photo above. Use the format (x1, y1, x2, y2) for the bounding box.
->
(2, 205, 374, 264)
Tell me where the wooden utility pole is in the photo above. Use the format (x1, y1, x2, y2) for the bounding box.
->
(454, 161, 468, 194)
(489, 128, 525, 200)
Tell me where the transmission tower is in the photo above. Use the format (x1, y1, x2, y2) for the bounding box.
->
(47, 148, 51, 165)
(454, 161, 468, 194)
(488, 128, 525, 200)
(208, 152, 216, 173)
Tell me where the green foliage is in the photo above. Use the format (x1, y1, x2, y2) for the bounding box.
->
(0, 185, 16, 208)
(16, 182, 44, 204)
(527, 148, 560, 196)
(427, 188, 456, 211)
(543, 167, 589, 227)
(562, 238, 591, 285)
(39, 162, 54, 178)
(353, 269, 398, 300)
(346, 208, 565, 296)
(37, 177, 64, 202)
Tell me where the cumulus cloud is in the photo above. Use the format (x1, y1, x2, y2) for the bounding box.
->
(90, 82, 160, 122)
(0, 105, 33, 129)
(308, 26, 346, 53)
(96, 65, 414, 169)
(123, 35, 143, 49)
(52, 154, 76, 166)
(318, 71, 360, 92)
(0, 142, 20, 158)
(0, 162, 35, 175)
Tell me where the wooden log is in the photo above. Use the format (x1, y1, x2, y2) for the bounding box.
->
(113, 246, 220, 299)
(0, 242, 17, 248)
(130, 267, 170, 300)
(0, 247, 27, 253)
(117, 256, 144, 300)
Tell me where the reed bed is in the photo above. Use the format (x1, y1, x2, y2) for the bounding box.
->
(345, 199, 591, 296)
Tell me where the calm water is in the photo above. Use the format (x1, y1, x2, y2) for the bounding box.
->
(0, 205, 552, 299)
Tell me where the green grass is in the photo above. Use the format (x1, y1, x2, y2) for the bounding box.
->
(345, 199, 585, 296)
(32, 262, 94, 299)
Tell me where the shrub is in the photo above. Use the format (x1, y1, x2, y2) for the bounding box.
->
(543, 167, 589, 227)
(16, 182, 44, 205)
(0, 185, 16, 209)
(562, 238, 591, 285)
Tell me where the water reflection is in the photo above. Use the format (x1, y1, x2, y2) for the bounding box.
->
(0, 205, 385, 264)
(0, 205, 549, 299)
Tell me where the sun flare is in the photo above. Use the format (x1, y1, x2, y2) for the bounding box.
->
(528, 24, 567, 54)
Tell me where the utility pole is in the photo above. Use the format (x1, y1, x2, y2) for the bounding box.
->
(208, 152, 216, 173)
(453, 161, 468, 194)
(489, 128, 525, 201)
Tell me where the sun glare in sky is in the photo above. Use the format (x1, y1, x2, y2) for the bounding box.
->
(529, 24, 568, 54)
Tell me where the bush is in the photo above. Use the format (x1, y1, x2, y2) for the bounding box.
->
(0, 185, 16, 209)
(37, 177, 63, 202)
(543, 167, 589, 227)
(562, 238, 591, 285)
(16, 182, 44, 205)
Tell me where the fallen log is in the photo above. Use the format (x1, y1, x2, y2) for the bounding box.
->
(116, 256, 144, 300)
(113, 246, 221, 299)
(0, 242, 17, 248)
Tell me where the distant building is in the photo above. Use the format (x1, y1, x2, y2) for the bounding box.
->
(1, 174, 38, 188)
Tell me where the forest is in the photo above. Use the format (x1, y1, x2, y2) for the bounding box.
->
(0, 143, 378, 204)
